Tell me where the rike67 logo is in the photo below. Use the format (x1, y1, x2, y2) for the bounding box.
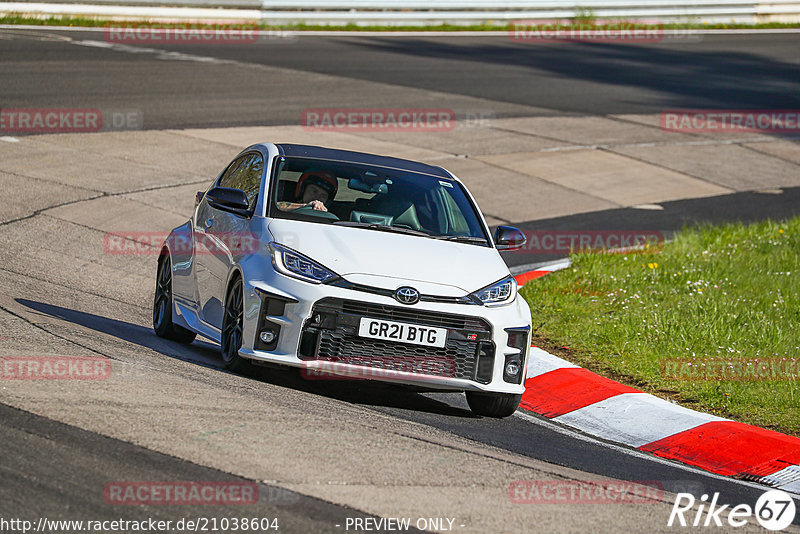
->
(668, 490, 796, 531)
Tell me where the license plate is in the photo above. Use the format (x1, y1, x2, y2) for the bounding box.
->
(357, 318, 447, 348)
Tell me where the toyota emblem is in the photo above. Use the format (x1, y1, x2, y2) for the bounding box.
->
(394, 286, 420, 305)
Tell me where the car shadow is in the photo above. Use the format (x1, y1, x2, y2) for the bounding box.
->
(500, 185, 800, 268)
(347, 37, 800, 114)
(15, 298, 476, 419)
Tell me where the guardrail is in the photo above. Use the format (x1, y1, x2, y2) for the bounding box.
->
(1, 0, 799, 24)
(258, 0, 800, 24)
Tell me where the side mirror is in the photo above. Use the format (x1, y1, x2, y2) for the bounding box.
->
(205, 187, 250, 216)
(494, 226, 526, 251)
(195, 191, 205, 207)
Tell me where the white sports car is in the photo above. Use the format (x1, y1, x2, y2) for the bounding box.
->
(154, 144, 531, 417)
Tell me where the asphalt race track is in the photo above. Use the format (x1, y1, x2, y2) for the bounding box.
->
(1, 27, 799, 532)
(2, 30, 799, 126)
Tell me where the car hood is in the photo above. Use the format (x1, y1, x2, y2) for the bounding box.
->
(268, 219, 509, 295)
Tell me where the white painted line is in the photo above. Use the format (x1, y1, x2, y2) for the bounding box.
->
(779, 478, 800, 494)
(74, 40, 114, 48)
(0, 137, 20, 143)
(537, 258, 571, 271)
(553, 392, 727, 448)
(73, 39, 230, 63)
(526, 346, 578, 378)
(762, 464, 800, 490)
(509, 257, 571, 275)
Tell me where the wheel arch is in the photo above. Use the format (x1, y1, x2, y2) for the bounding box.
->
(158, 245, 170, 262)
(220, 264, 253, 371)
(224, 264, 245, 302)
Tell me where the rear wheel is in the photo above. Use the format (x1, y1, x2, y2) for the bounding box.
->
(465, 391, 522, 418)
(221, 277, 250, 373)
(153, 254, 196, 343)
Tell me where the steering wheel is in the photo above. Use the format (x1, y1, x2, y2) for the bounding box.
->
(293, 205, 340, 221)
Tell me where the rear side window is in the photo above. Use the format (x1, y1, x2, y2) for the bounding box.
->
(218, 152, 264, 211)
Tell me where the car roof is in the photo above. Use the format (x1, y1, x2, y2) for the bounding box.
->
(273, 143, 453, 180)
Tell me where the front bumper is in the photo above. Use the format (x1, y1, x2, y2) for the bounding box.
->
(238, 272, 531, 394)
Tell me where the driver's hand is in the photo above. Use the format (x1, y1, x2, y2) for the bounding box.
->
(307, 200, 327, 211)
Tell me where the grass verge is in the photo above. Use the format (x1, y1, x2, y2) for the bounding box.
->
(1, 15, 800, 31)
(519, 217, 800, 436)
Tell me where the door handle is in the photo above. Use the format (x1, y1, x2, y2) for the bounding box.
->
(204, 218, 214, 230)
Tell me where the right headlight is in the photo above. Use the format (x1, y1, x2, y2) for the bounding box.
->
(268, 242, 339, 284)
(470, 276, 517, 306)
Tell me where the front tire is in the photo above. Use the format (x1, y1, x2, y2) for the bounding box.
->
(465, 392, 522, 418)
(153, 254, 196, 343)
(221, 276, 250, 373)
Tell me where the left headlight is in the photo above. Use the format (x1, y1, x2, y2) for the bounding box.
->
(470, 276, 517, 306)
(268, 242, 339, 284)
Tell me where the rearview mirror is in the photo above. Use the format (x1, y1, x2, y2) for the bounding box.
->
(494, 226, 526, 251)
(349, 178, 388, 195)
(205, 187, 250, 216)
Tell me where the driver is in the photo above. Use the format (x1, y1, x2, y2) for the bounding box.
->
(277, 171, 338, 212)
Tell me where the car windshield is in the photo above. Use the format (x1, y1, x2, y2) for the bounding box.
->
(268, 156, 489, 243)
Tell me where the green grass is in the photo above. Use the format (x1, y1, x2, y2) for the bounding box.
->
(520, 217, 800, 436)
(2, 14, 800, 31)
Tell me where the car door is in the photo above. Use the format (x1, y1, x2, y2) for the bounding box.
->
(194, 152, 263, 330)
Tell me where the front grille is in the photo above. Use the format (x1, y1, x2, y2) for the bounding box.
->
(299, 298, 493, 382)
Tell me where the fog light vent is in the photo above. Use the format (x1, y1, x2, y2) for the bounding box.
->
(503, 326, 530, 384)
(260, 330, 275, 344)
(505, 360, 521, 378)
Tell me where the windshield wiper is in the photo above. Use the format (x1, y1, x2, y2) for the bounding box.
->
(434, 235, 489, 244)
(333, 221, 431, 237)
